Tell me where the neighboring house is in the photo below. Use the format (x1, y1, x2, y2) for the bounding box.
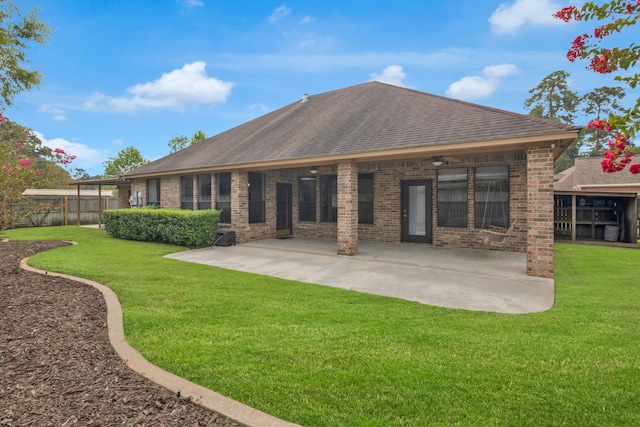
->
(556, 157, 640, 193)
(119, 82, 580, 278)
(553, 157, 639, 244)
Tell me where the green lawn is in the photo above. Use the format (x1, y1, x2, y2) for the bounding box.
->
(3, 226, 640, 426)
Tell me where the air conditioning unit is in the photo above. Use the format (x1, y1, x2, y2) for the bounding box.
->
(214, 230, 236, 247)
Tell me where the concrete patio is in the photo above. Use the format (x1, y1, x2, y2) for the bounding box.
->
(166, 237, 555, 314)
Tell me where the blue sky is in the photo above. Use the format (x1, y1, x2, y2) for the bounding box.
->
(3, 0, 637, 176)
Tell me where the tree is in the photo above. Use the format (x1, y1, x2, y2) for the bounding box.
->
(581, 86, 625, 155)
(168, 135, 189, 153)
(524, 70, 580, 124)
(191, 129, 207, 144)
(524, 70, 582, 172)
(0, 114, 75, 230)
(103, 146, 149, 178)
(554, 1, 639, 173)
(0, 1, 53, 108)
(168, 130, 207, 153)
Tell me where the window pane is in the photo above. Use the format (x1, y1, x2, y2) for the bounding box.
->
(198, 174, 211, 209)
(437, 168, 468, 227)
(181, 175, 194, 210)
(358, 173, 374, 224)
(147, 179, 160, 207)
(216, 173, 231, 223)
(320, 175, 337, 222)
(299, 177, 317, 221)
(409, 185, 426, 236)
(249, 172, 265, 223)
(475, 166, 509, 229)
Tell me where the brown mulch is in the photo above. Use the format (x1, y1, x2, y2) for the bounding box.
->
(0, 240, 246, 427)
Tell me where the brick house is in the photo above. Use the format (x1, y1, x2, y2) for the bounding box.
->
(121, 82, 580, 278)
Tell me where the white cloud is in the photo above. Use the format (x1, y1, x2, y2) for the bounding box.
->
(446, 64, 519, 100)
(489, 0, 564, 34)
(370, 65, 408, 87)
(112, 139, 123, 145)
(33, 131, 108, 171)
(84, 62, 234, 113)
(270, 5, 291, 23)
(38, 104, 68, 121)
(300, 15, 316, 24)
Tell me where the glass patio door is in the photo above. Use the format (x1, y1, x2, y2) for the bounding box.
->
(401, 180, 432, 243)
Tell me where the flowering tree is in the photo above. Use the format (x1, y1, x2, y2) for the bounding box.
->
(0, 113, 76, 230)
(554, 1, 639, 173)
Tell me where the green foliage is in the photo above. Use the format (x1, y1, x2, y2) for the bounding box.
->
(557, 1, 639, 139)
(4, 227, 640, 427)
(582, 86, 626, 155)
(191, 129, 207, 144)
(168, 134, 189, 153)
(0, 118, 74, 230)
(102, 146, 149, 178)
(525, 70, 583, 172)
(0, 0, 52, 108)
(168, 130, 207, 153)
(524, 70, 580, 124)
(103, 208, 220, 247)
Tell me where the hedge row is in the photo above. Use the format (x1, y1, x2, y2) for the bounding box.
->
(103, 208, 220, 247)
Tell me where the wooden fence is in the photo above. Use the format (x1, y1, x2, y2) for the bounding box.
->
(25, 195, 119, 227)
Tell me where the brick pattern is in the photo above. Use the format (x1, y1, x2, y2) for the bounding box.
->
(117, 184, 131, 208)
(160, 176, 180, 209)
(526, 146, 555, 278)
(124, 149, 553, 277)
(130, 180, 145, 205)
(337, 162, 358, 255)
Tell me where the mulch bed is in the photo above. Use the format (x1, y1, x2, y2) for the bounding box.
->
(0, 240, 246, 426)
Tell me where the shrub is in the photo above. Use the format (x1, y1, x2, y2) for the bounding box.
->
(103, 208, 220, 247)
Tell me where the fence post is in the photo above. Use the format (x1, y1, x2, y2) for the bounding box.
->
(77, 186, 81, 226)
(64, 196, 68, 226)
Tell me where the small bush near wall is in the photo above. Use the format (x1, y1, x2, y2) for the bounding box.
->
(104, 208, 220, 247)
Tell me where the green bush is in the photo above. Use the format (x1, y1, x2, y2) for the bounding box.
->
(104, 208, 220, 247)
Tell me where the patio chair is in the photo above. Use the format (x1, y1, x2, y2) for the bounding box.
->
(480, 220, 517, 247)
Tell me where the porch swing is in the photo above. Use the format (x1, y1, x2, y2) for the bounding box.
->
(478, 178, 516, 247)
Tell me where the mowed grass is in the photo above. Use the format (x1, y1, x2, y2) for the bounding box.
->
(3, 226, 640, 426)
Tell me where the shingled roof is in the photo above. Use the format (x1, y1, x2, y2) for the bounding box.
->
(124, 81, 580, 177)
(575, 157, 640, 187)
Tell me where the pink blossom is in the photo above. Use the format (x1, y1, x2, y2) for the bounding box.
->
(554, 6, 579, 22)
(21, 159, 31, 167)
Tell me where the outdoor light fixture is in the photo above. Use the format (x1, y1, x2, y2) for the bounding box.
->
(431, 157, 443, 167)
(310, 166, 318, 174)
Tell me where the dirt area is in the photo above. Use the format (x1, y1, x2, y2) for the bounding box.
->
(0, 239, 246, 426)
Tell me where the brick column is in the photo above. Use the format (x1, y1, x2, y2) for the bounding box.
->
(192, 175, 198, 210)
(337, 161, 358, 255)
(526, 146, 554, 278)
(231, 171, 249, 241)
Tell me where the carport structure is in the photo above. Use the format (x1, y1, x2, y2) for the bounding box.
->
(69, 177, 131, 228)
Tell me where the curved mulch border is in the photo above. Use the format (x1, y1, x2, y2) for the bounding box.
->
(1, 239, 299, 427)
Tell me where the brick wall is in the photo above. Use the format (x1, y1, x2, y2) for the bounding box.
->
(125, 148, 555, 276)
(526, 146, 555, 278)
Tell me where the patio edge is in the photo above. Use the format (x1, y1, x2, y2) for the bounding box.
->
(19, 257, 301, 427)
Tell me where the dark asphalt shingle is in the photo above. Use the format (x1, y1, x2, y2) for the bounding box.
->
(125, 81, 579, 177)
